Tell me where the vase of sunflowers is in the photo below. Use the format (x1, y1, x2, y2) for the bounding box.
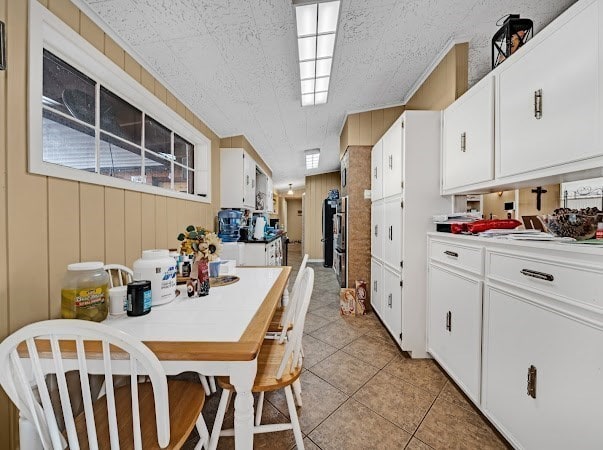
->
(177, 225, 223, 296)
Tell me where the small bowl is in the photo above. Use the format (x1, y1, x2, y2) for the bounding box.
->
(544, 214, 598, 240)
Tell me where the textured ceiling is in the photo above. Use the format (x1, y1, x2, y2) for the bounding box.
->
(80, 0, 576, 191)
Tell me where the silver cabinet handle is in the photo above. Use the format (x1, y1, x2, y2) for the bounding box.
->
(520, 268, 554, 282)
(460, 132, 466, 152)
(534, 89, 543, 119)
(389, 226, 393, 241)
(373, 280, 377, 292)
(388, 155, 393, 169)
(444, 250, 459, 258)
(374, 167, 377, 179)
(375, 225, 378, 237)
(246, 175, 249, 186)
(446, 311, 452, 332)
(388, 293, 392, 307)
(527, 365, 537, 399)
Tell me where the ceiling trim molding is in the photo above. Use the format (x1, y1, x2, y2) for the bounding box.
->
(70, 0, 223, 139)
(400, 36, 470, 105)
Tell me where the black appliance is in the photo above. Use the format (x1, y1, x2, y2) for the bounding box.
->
(322, 199, 337, 267)
(334, 197, 347, 287)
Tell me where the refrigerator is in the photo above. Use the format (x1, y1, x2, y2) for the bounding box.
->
(322, 198, 337, 267)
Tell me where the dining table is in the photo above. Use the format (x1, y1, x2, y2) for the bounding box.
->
(18, 266, 291, 450)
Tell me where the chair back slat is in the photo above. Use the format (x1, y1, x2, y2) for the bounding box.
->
(104, 264, 134, 288)
(0, 319, 172, 450)
(10, 348, 57, 449)
(75, 337, 98, 448)
(50, 335, 80, 449)
(24, 338, 63, 449)
(130, 358, 142, 450)
(102, 340, 120, 450)
(276, 268, 314, 379)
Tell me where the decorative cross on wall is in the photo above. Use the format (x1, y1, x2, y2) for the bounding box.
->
(531, 186, 548, 211)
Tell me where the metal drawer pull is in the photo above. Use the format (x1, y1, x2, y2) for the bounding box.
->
(388, 293, 392, 307)
(446, 311, 452, 332)
(389, 226, 393, 240)
(374, 280, 377, 292)
(444, 250, 459, 258)
(534, 89, 543, 119)
(375, 225, 378, 237)
(520, 269, 554, 282)
(374, 167, 377, 179)
(389, 155, 393, 169)
(460, 132, 466, 152)
(527, 365, 537, 399)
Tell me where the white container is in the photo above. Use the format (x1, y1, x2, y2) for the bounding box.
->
(133, 249, 177, 306)
(108, 285, 127, 316)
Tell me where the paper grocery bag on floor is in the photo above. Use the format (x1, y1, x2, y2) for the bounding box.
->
(355, 280, 367, 315)
(340, 288, 356, 315)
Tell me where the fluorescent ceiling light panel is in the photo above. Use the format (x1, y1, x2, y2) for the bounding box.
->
(315, 58, 332, 77)
(315, 76, 329, 92)
(294, 1, 340, 106)
(296, 4, 317, 37)
(314, 92, 328, 104)
(305, 149, 320, 169)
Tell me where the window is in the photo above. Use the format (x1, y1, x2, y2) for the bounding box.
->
(29, 1, 211, 202)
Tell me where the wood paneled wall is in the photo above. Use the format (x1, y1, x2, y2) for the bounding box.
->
(339, 105, 405, 158)
(405, 43, 469, 111)
(220, 135, 272, 178)
(303, 171, 341, 259)
(0, 2, 222, 447)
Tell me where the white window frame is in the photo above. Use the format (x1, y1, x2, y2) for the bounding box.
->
(28, 0, 211, 203)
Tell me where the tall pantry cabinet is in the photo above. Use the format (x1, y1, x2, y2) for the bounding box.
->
(370, 111, 449, 357)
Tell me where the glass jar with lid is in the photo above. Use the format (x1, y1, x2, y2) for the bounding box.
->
(61, 262, 110, 322)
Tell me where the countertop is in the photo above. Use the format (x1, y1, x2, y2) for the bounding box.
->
(239, 233, 286, 244)
(428, 231, 603, 257)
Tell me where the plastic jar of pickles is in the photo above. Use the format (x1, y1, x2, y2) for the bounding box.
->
(61, 262, 109, 322)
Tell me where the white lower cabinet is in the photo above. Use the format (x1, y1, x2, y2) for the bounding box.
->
(483, 286, 603, 450)
(370, 258, 382, 316)
(382, 266, 402, 344)
(427, 264, 482, 405)
(427, 233, 603, 449)
(383, 196, 401, 270)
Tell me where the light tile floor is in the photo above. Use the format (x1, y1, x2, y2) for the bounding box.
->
(185, 244, 510, 449)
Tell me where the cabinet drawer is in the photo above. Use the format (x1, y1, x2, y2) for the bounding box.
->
(487, 251, 603, 312)
(429, 240, 483, 275)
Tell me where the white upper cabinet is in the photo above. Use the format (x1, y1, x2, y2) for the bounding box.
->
(442, 76, 494, 192)
(382, 118, 403, 198)
(220, 148, 256, 210)
(371, 139, 383, 201)
(497, 0, 601, 178)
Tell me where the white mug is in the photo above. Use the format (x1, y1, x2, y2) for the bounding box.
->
(109, 285, 127, 316)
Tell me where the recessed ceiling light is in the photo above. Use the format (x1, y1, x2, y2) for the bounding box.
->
(305, 149, 320, 169)
(294, 1, 340, 107)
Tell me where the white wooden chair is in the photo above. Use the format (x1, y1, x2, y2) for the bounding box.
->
(267, 254, 309, 343)
(0, 319, 210, 450)
(209, 268, 315, 450)
(103, 264, 134, 288)
(104, 263, 215, 396)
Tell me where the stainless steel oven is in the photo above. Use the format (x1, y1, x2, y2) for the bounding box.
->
(333, 196, 347, 287)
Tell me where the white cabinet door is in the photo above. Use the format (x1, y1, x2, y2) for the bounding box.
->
(383, 196, 401, 270)
(371, 201, 384, 260)
(382, 119, 402, 198)
(427, 264, 482, 404)
(371, 139, 383, 201)
(442, 76, 494, 191)
(497, 2, 599, 178)
(370, 258, 383, 316)
(483, 286, 603, 450)
(383, 266, 401, 344)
